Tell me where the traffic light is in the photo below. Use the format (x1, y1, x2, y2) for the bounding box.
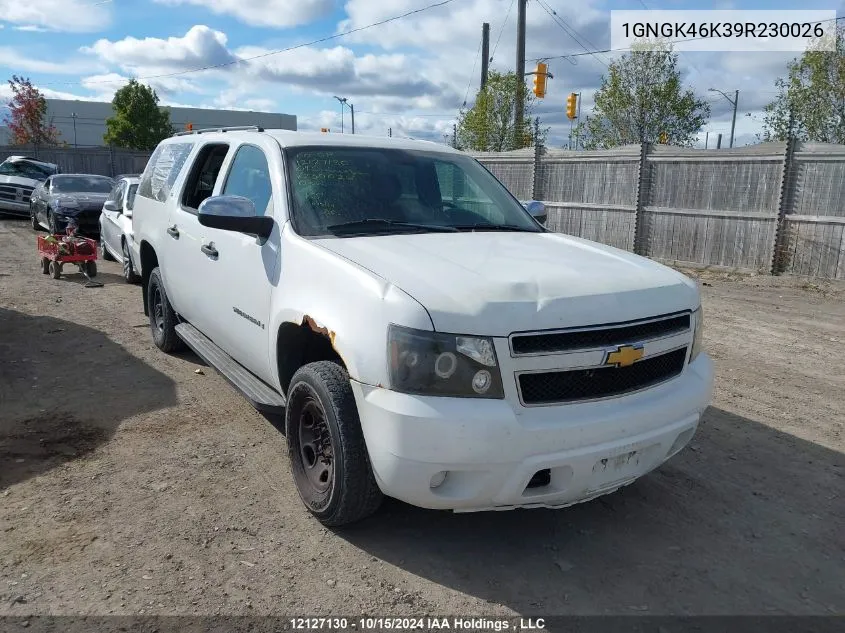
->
(566, 93, 578, 120)
(532, 62, 548, 98)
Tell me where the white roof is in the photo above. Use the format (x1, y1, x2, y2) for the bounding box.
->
(167, 128, 463, 155)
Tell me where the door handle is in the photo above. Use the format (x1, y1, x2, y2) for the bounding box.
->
(201, 243, 218, 258)
(167, 225, 179, 238)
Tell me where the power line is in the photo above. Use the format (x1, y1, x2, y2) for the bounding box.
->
(45, 0, 464, 86)
(462, 38, 483, 108)
(490, 0, 515, 63)
(530, 15, 845, 62)
(533, 0, 609, 67)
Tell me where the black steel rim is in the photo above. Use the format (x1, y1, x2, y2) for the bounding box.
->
(151, 286, 165, 333)
(297, 396, 333, 494)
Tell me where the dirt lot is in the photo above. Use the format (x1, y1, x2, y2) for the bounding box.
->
(1, 216, 844, 620)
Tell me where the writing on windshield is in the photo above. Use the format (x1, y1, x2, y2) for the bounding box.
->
(53, 176, 114, 193)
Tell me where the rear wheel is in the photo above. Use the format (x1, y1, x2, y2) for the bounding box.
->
(84, 260, 97, 278)
(40, 257, 50, 274)
(122, 241, 140, 284)
(285, 361, 383, 527)
(147, 267, 185, 353)
(49, 261, 61, 279)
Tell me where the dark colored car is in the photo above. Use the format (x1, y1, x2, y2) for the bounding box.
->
(30, 174, 115, 235)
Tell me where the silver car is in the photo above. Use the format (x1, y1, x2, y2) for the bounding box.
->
(99, 175, 141, 284)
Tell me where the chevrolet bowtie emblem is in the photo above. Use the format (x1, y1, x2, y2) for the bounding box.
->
(605, 344, 644, 368)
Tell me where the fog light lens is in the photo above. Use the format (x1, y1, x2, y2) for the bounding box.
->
(472, 370, 492, 394)
(434, 352, 457, 378)
(430, 471, 447, 488)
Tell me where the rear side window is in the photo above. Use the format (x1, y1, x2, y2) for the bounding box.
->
(138, 142, 193, 203)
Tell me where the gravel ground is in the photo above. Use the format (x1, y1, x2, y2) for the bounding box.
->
(1, 216, 843, 621)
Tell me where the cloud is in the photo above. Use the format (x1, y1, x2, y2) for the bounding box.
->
(13, 25, 51, 32)
(236, 45, 458, 102)
(0, 0, 111, 32)
(82, 25, 236, 75)
(152, 0, 334, 28)
(0, 47, 99, 75)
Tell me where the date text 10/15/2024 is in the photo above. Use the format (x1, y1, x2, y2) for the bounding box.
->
(289, 617, 547, 631)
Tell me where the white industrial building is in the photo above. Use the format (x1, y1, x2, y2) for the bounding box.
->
(0, 98, 297, 147)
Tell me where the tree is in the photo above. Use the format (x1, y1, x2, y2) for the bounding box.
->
(4, 75, 60, 146)
(761, 24, 845, 144)
(573, 42, 710, 149)
(104, 79, 173, 150)
(456, 71, 547, 151)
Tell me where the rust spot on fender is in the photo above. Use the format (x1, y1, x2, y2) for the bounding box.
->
(303, 315, 337, 347)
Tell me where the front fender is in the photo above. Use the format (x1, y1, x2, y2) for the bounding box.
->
(270, 225, 433, 388)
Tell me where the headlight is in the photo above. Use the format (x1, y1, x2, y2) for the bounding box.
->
(387, 325, 504, 398)
(690, 306, 704, 363)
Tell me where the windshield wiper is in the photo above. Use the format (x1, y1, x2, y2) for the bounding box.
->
(326, 219, 459, 234)
(451, 224, 535, 232)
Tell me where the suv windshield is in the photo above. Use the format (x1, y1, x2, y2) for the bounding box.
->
(52, 175, 114, 193)
(286, 146, 544, 237)
(0, 159, 57, 180)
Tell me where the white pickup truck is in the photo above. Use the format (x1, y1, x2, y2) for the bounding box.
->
(132, 126, 714, 526)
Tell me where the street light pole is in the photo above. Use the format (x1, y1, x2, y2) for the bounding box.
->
(708, 88, 739, 148)
(71, 112, 77, 147)
(333, 96, 355, 134)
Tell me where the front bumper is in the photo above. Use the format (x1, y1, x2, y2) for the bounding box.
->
(0, 200, 30, 216)
(54, 211, 101, 235)
(351, 353, 714, 512)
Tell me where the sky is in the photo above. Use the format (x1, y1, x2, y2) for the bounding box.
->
(0, 0, 842, 148)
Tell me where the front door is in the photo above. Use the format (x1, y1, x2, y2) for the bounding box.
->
(196, 141, 282, 385)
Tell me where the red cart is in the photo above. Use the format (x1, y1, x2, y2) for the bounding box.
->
(37, 223, 99, 281)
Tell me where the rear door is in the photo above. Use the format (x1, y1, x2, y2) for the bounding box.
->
(163, 141, 232, 336)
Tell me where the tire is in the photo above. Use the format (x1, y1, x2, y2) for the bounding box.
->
(122, 240, 140, 284)
(147, 267, 185, 353)
(31, 208, 40, 231)
(285, 361, 383, 527)
(85, 260, 97, 278)
(100, 238, 114, 261)
(49, 261, 61, 279)
(40, 257, 49, 274)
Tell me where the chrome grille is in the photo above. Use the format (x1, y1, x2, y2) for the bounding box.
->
(0, 184, 34, 204)
(510, 312, 691, 356)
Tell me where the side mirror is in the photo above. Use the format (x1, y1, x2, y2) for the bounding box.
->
(103, 200, 119, 212)
(198, 195, 274, 239)
(523, 200, 547, 225)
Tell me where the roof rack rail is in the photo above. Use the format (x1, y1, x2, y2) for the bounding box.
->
(173, 125, 265, 137)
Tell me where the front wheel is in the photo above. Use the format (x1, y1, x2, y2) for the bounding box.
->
(30, 207, 40, 231)
(100, 238, 114, 261)
(47, 211, 59, 235)
(285, 361, 383, 527)
(147, 267, 185, 353)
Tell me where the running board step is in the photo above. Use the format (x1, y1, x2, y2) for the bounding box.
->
(175, 323, 286, 415)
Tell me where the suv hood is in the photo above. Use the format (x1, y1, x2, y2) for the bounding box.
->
(0, 175, 40, 187)
(313, 232, 699, 336)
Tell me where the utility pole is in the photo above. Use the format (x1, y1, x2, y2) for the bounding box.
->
(705, 131, 709, 149)
(71, 112, 78, 148)
(388, 127, 392, 137)
(716, 133, 722, 149)
(514, 0, 527, 143)
(350, 103, 355, 135)
(481, 23, 490, 90)
(729, 89, 738, 148)
(453, 123, 458, 149)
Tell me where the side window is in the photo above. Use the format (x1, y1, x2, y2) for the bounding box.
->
(138, 142, 193, 203)
(180, 143, 230, 213)
(220, 145, 273, 216)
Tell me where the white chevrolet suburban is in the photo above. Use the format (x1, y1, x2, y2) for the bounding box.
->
(133, 126, 714, 527)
